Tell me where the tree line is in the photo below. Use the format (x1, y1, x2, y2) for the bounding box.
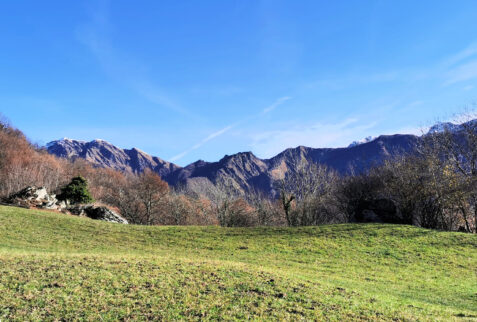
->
(0, 113, 476, 233)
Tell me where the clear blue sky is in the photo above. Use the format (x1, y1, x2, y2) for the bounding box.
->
(1, 1, 477, 166)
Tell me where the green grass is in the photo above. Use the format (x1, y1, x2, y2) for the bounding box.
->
(0, 205, 476, 321)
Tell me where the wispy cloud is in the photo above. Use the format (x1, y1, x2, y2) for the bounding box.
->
(441, 42, 477, 86)
(304, 71, 403, 91)
(445, 59, 477, 85)
(249, 118, 378, 158)
(407, 100, 424, 108)
(169, 124, 235, 162)
(169, 96, 292, 162)
(263, 96, 292, 114)
(303, 42, 477, 90)
(190, 85, 244, 96)
(168, 151, 189, 163)
(444, 43, 477, 67)
(76, 1, 193, 117)
(192, 125, 234, 149)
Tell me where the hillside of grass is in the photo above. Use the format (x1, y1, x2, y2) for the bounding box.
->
(0, 205, 476, 320)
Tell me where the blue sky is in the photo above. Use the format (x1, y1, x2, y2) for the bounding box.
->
(1, 1, 477, 166)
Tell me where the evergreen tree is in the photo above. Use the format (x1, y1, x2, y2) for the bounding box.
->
(58, 176, 94, 204)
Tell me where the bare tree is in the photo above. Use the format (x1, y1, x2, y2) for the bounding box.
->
(166, 194, 192, 225)
(247, 187, 284, 226)
(135, 170, 169, 225)
(420, 113, 477, 232)
(208, 177, 238, 226)
(277, 162, 343, 226)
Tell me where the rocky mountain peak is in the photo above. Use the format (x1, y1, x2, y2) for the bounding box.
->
(348, 136, 376, 148)
(46, 138, 181, 177)
(428, 122, 460, 134)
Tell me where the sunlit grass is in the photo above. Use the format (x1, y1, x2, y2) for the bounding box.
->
(0, 205, 476, 320)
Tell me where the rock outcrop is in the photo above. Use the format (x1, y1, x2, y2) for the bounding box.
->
(6, 186, 127, 224)
(7, 186, 65, 210)
(68, 205, 128, 224)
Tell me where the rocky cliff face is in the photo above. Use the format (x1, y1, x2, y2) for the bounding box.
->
(47, 138, 180, 178)
(47, 133, 419, 196)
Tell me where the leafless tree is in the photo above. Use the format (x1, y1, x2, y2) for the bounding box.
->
(277, 162, 343, 226)
(417, 112, 477, 232)
(134, 170, 169, 225)
(247, 187, 284, 226)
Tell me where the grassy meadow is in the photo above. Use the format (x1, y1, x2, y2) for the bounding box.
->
(0, 205, 476, 320)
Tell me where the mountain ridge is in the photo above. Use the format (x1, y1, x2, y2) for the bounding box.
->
(46, 131, 425, 196)
(46, 138, 181, 178)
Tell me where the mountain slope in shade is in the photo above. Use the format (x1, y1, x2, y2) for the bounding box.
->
(170, 134, 419, 196)
(46, 138, 181, 178)
(47, 133, 419, 196)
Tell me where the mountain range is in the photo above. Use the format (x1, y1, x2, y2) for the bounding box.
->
(47, 130, 425, 196)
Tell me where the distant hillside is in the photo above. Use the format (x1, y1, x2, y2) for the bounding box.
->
(47, 133, 419, 195)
